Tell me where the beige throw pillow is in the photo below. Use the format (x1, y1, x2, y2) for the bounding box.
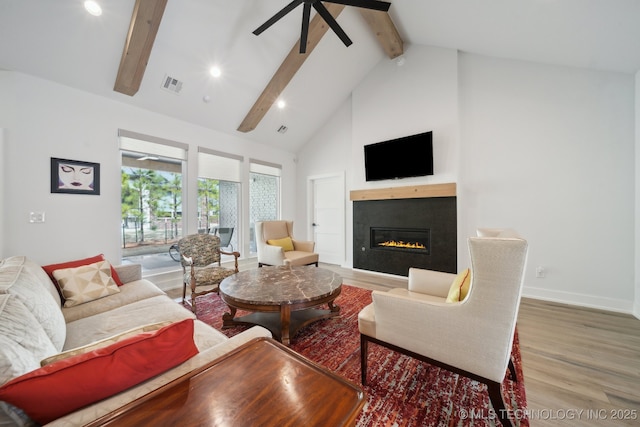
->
(53, 260, 120, 307)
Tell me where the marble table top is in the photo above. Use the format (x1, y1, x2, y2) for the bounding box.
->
(219, 266, 342, 305)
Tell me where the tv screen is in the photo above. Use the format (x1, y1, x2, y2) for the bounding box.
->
(364, 131, 433, 181)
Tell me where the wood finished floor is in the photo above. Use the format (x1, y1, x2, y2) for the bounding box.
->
(174, 262, 640, 426)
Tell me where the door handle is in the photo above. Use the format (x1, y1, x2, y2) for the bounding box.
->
(312, 223, 319, 226)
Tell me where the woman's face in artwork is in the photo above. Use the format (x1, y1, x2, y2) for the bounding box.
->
(58, 163, 94, 190)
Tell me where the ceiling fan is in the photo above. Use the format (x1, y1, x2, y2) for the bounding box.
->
(253, 0, 391, 53)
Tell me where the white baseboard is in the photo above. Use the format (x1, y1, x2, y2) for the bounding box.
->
(633, 301, 640, 320)
(523, 286, 634, 315)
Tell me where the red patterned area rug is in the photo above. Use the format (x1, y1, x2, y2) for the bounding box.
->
(188, 284, 529, 427)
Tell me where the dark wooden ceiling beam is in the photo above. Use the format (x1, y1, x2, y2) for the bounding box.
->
(359, 9, 403, 59)
(114, 0, 168, 96)
(237, 3, 345, 133)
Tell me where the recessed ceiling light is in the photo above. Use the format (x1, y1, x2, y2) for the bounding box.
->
(277, 99, 286, 109)
(84, 1, 102, 16)
(209, 66, 222, 78)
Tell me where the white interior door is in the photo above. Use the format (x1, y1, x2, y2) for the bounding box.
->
(309, 173, 344, 265)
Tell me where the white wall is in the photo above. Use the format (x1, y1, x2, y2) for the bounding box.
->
(296, 97, 354, 262)
(0, 71, 297, 266)
(351, 45, 460, 190)
(0, 71, 13, 260)
(635, 70, 640, 319)
(0, 127, 4, 259)
(297, 46, 637, 314)
(459, 53, 635, 312)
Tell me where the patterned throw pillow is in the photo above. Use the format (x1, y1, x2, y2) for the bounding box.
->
(42, 254, 124, 289)
(52, 260, 120, 307)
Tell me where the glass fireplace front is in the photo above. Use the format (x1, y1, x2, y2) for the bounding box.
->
(370, 227, 431, 254)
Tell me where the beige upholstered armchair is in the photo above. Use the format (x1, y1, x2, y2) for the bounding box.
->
(358, 231, 528, 427)
(255, 220, 319, 267)
(178, 234, 240, 313)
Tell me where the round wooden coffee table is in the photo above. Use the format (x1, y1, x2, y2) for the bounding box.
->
(219, 266, 342, 345)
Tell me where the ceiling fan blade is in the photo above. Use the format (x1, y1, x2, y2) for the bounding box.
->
(313, 1, 352, 47)
(299, 2, 312, 54)
(253, 0, 304, 35)
(325, 0, 391, 12)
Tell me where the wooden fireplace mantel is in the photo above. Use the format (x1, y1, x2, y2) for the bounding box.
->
(349, 183, 456, 201)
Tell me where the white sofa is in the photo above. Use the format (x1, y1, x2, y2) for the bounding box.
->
(0, 256, 271, 426)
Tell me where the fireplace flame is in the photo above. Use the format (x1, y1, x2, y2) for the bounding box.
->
(378, 240, 426, 250)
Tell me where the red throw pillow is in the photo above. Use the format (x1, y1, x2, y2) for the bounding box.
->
(0, 319, 198, 425)
(42, 254, 124, 288)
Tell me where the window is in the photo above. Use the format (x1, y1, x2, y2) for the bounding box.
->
(249, 159, 281, 253)
(198, 148, 242, 252)
(119, 130, 187, 272)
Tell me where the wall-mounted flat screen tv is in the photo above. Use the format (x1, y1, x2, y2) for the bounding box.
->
(364, 131, 433, 181)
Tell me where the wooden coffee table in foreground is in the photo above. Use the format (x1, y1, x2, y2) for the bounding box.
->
(88, 337, 365, 427)
(219, 266, 342, 345)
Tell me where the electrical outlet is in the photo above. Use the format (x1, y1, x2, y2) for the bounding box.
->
(536, 266, 545, 278)
(29, 211, 45, 223)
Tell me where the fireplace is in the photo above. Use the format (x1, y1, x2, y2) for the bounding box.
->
(353, 196, 456, 277)
(370, 227, 430, 254)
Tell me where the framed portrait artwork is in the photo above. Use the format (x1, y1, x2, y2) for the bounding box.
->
(50, 158, 100, 195)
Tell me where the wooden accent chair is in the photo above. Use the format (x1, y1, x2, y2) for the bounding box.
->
(178, 233, 240, 313)
(358, 231, 528, 427)
(255, 220, 319, 267)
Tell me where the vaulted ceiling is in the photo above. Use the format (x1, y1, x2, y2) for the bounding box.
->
(2, 0, 640, 153)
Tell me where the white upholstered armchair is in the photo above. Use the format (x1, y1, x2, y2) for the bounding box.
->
(358, 232, 528, 427)
(255, 220, 319, 267)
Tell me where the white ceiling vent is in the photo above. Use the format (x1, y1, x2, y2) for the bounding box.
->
(161, 74, 183, 94)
